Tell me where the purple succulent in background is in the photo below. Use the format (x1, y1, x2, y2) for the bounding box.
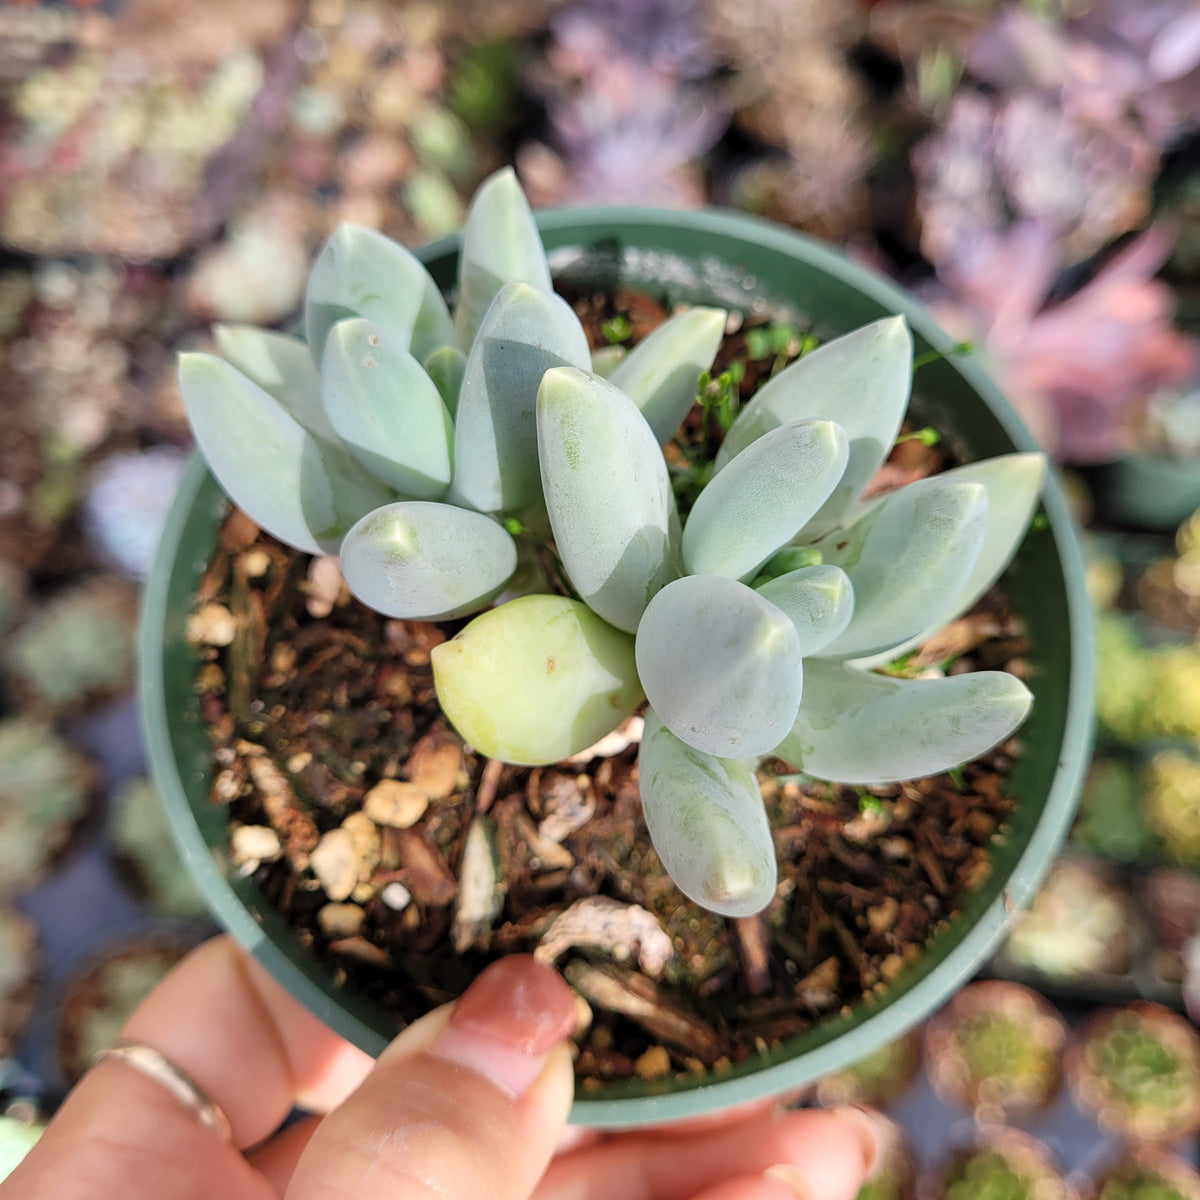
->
(970, 2, 1200, 148)
(913, 87, 1159, 269)
(516, 0, 727, 207)
(923, 222, 1199, 463)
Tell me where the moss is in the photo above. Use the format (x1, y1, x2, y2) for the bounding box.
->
(1099, 1169, 1186, 1200)
(1089, 1017, 1198, 1114)
(956, 1011, 1054, 1099)
(942, 1150, 1034, 1200)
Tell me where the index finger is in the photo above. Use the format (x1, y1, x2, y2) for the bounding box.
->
(1, 936, 374, 1198)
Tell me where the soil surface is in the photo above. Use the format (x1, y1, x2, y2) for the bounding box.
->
(189, 297, 1028, 1090)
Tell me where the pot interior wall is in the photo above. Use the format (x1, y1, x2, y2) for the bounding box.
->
(141, 208, 1093, 1125)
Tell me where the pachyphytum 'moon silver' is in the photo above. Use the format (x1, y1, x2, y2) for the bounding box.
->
(179, 167, 1044, 918)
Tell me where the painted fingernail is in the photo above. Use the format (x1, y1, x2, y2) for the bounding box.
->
(763, 1163, 813, 1199)
(827, 1104, 889, 1178)
(430, 956, 575, 1098)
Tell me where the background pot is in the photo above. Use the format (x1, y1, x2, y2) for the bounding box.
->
(140, 206, 1094, 1126)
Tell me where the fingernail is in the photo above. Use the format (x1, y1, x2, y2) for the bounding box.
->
(430, 956, 576, 1099)
(763, 1164, 812, 1199)
(827, 1104, 889, 1178)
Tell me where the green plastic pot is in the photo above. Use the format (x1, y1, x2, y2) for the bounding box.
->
(140, 206, 1094, 1127)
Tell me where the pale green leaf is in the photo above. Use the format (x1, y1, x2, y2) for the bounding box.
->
(715, 317, 912, 535)
(754, 565, 854, 657)
(774, 660, 1033, 785)
(638, 709, 776, 918)
(178, 353, 391, 554)
(321, 318, 453, 498)
(305, 224, 454, 365)
(537, 367, 674, 632)
(423, 344, 467, 418)
(635, 575, 803, 758)
(454, 167, 552, 350)
(609, 307, 727, 443)
(814, 478, 988, 660)
(339, 501, 516, 620)
(682, 419, 848, 580)
(590, 344, 627, 378)
(213, 324, 334, 440)
(449, 282, 590, 514)
(851, 454, 1047, 668)
(430, 595, 643, 765)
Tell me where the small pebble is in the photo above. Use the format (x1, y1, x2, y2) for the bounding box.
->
(635, 1046, 672, 1080)
(305, 556, 343, 618)
(231, 824, 281, 865)
(310, 829, 358, 901)
(240, 548, 271, 578)
(363, 779, 428, 828)
(317, 903, 366, 938)
(380, 881, 412, 911)
(187, 603, 237, 646)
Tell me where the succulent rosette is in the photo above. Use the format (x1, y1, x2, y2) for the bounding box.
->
(179, 168, 1045, 918)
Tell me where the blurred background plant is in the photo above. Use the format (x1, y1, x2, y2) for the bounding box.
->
(3, 0, 1200, 1179)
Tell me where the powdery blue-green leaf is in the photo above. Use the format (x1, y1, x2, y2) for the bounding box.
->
(449, 282, 590, 514)
(590, 344, 627, 378)
(321, 319, 453, 498)
(851, 453, 1047, 668)
(715, 317, 912, 536)
(537, 367, 674, 633)
(305, 224, 454, 365)
(682, 419, 849, 580)
(423, 344, 467, 418)
(178, 353, 391, 554)
(635, 575, 803, 758)
(430, 594, 643, 765)
(454, 167, 553, 351)
(814, 478, 987, 661)
(774, 660, 1033, 785)
(609, 307, 727, 444)
(339, 501, 516, 620)
(213, 325, 335, 440)
(754, 565, 854, 657)
(638, 708, 776, 918)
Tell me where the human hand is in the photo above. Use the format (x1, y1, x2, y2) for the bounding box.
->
(1, 937, 882, 1200)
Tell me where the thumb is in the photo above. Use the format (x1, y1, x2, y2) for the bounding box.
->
(285, 956, 577, 1200)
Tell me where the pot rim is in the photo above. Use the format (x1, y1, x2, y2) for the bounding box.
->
(139, 203, 1094, 1126)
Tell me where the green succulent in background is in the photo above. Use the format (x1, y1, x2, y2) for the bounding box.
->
(1072, 757, 1156, 862)
(0, 719, 91, 896)
(109, 778, 209, 919)
(941, 1150, 1035, 1200)
(179, 167, 1044, 918)
(1145, 750, 1200, 865)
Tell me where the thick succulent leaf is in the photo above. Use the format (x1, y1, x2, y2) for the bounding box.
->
(178, 353, 391, 554)
(454, 167, 553, 351)
(321, 319, 453, 498)
(774, 660, 1033, 785)
(638, 709, 776, 918)
(609, 307, 727, 444)
(213, 324, 335, 440)
(423, 344, 467, 418)
(305, 224, 454, 365)
(682, 419, 849, 580)
(754, 565, 854, 657)
(430, 595, 643, 765)
(449, 282, 591, 514)
(537, 367, 674, 632)
(814, 478, 988, 660)
(339, 501, 516, 620)
(851, 454, 1047, 668)
(715, 317, 912, 535)
(590, 344, 627, 378)
(635, 575, 803, 758)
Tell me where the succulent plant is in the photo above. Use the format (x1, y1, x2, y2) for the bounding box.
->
(0, 719, 92, 896)
(179, 167, 1044, 918)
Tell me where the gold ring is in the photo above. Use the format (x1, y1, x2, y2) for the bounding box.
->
(94, 1038, 234, 1143)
